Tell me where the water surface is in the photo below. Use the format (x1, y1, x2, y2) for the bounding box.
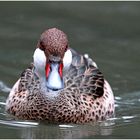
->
(0, 2, 140, 139)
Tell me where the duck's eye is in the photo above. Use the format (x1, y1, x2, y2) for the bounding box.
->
(65, 45, 68, 52)
(40, 41, 45, 51)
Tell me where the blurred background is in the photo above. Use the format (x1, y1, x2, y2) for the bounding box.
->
(0, 1, 140, 139)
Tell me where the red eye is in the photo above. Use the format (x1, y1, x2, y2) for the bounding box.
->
(45, 63, 50, 79)
(59, 63, 63, 78)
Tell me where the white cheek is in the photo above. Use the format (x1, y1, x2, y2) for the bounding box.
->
(33, 48, 46, 76)
(63, 49, 72, 70)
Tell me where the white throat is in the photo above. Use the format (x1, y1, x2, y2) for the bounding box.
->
(47, 63, 64, 90)
(33, 48, 72, 93)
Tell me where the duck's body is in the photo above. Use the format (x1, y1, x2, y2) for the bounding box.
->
(6, 28, 114, 123)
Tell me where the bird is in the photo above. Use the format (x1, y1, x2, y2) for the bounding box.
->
(6, 28, 115, 124)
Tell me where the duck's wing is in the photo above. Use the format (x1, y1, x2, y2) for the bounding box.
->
(5, 64, 35, 113)
(64, 49, 104, 99)
(6, 64, 38, 104)
(17, 64, 37, 92)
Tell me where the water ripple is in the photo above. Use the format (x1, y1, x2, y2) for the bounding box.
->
(59, 124, 75, 128)
(0, 81, 11, 93)
(0, 102, 6, 106)
(0, 120, 38, 128)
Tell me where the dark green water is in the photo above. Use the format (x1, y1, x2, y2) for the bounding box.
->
(0, 2, 140, 139)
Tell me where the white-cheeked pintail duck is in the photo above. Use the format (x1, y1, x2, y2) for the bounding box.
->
(6, 28, 115, 123)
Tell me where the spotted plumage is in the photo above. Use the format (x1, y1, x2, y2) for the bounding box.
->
(6, 28, 115, 123)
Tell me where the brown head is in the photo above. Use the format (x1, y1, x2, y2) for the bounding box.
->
(34, 28, 72, 91)
(37, 28, 68, 62)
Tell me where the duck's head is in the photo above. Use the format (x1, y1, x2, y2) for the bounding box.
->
(33, 28, 72, 91)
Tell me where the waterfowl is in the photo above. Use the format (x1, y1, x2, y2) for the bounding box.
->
(6, 28, 115, 123)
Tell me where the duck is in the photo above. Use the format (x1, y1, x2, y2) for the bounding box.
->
(5, 28, 115, 123)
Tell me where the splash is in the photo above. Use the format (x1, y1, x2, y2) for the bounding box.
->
(0, 81, 11, 93)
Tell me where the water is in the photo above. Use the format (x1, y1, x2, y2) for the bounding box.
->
(0, 2, 140, 139)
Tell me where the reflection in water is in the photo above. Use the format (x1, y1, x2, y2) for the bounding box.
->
(20, 121, 114, 139)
